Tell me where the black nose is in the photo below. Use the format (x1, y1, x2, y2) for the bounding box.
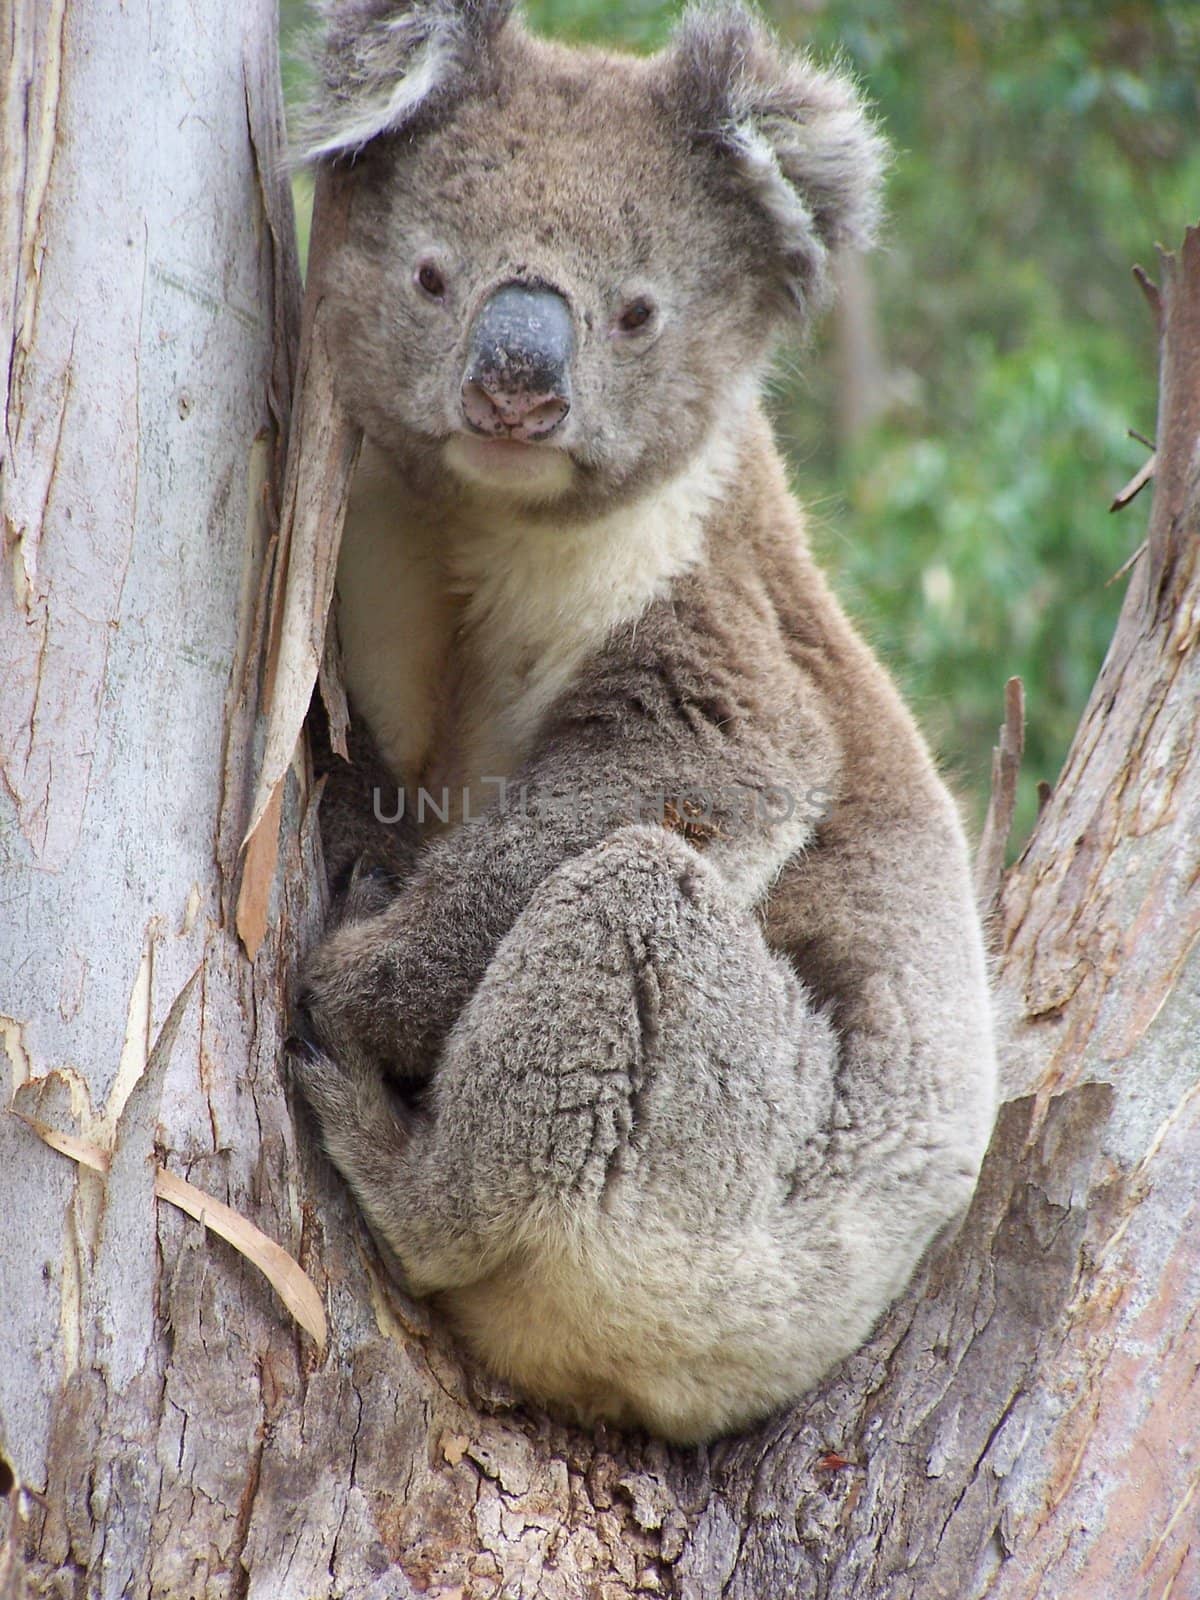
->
(461, 283, 574, 442)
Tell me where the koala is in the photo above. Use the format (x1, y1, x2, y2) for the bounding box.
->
(290, 0, 997, 1445)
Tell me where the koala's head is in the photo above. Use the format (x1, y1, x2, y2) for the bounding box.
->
(302, 0, 885, 518)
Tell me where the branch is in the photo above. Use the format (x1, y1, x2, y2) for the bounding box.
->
(1142, 227, 1200, 607)
(1110, 452, 1156, 513)
(1132, 261, 1162, 332)
(980, 224, 1200, 1594)
(975, 676, 1025, 918)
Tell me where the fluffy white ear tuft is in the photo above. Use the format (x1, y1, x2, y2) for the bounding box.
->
(299, 0, 515, 163)
(667, 2, 887, 312)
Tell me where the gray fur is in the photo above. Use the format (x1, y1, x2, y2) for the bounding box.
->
(668, 3, 887, 307)
(291, 0, 996, 1444)
(299, 0, 514, 160)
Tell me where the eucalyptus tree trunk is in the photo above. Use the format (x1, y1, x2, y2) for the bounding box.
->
(2, 5, 1197, 1594)
(0, 1, 312, 1593)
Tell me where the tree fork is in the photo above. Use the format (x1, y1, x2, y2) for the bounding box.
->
(1, 2, 1197, 1584)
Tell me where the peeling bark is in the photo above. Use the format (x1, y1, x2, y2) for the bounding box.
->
(1, 4, 1198, 1592)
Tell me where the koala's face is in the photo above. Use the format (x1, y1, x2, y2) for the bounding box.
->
(310, 5, 884, 517)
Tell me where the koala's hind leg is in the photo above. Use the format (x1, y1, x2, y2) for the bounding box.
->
(300, 825, 838, 1307)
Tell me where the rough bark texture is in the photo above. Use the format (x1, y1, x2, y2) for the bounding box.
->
(1, 2, 1197, 1590)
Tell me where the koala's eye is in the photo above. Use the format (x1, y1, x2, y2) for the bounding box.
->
(415, 261, 447, 300)
(616, 297, 656, 335)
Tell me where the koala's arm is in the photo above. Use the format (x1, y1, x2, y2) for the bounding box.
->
(298, 600, 839, 1077)
(309, 703, 423, 902)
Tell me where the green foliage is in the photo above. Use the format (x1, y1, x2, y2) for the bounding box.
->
(278, 0, 1200, 843)
(817, 337, 1149, 840)
(525, 0, 675, 48)
(784, 0, 1199, 837)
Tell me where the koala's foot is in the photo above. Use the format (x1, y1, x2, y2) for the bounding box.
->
(313, 824, 852, 1439)
(289, 1030, 434, 1300)
(431, 824, 839, 1230)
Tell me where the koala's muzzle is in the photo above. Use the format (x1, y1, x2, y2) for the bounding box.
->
(461, 284, 573, 443)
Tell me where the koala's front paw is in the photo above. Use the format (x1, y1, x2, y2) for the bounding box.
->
(326, 855, 403, 928)
(285, 1028, 418, 1246)
(293, 904, 435, 1086)
(292, 924, 384, 1070)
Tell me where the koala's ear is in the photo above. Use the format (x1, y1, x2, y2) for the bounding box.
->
(299, 0, 515, 163)
(666, 3, 886, 311)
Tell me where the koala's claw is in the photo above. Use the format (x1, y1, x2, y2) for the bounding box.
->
(284, 1031, 321, 1065)
(286, 989, 324, 1056)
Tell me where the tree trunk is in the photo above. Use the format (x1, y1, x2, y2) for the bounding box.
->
(832, 250, 891, 451)
(2, 5, 1198, 1591)
(0, 0, 313, 1593)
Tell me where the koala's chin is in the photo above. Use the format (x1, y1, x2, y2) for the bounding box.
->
(442, 435, 576, 502)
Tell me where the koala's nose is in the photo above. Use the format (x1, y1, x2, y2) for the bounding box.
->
(461, 283, 573, 442)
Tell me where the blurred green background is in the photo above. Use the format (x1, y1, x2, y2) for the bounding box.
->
(279, 0, 1200, 847)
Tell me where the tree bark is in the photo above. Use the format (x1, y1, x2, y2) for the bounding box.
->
(0, 1, 313, 1593)
(832, 250, 891, 451)
(2, 4, 1198, 1591)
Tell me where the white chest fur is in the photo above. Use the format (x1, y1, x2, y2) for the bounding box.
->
(336, 439, 733, 826)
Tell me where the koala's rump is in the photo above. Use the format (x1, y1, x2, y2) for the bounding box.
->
(437, 1212, 849, 1443)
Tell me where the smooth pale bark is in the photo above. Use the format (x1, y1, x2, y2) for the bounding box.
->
(0, 1, 313, 1594)
(1, 1, 1197, 1589)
